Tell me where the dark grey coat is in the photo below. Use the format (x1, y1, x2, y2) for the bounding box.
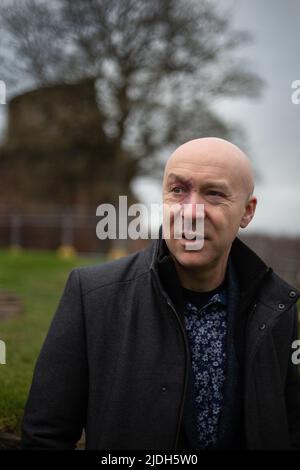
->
(21, 236, 300, 450)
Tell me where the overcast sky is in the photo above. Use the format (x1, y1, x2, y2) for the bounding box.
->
(0, 0, 299, 235)
(134, 0, 300, 236)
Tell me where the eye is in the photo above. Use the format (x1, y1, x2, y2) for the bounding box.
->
(170, 186, 185, 194)
(208, 190, 225, 197)
(206, 190, 226, 203)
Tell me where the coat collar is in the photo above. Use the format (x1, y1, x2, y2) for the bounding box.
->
(146, 225, 300, 313)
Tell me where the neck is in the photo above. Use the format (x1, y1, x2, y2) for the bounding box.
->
(172, 252, 230, 292)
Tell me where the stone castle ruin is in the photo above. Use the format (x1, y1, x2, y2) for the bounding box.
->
(0, 79, 138, 252)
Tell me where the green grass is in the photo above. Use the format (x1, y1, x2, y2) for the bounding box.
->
(0, 248, 103, 435)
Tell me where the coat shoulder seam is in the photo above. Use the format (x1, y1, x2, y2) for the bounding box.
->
(80, 268, 151, 297)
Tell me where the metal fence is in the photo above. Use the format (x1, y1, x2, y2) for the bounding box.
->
(0, 213, 299, 288)
(0, 212, 111, 253)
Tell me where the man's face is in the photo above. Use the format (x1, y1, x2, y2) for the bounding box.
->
(162, 149, 256, 271)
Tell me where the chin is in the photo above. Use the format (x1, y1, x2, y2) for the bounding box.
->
(172, 246, 211, 270)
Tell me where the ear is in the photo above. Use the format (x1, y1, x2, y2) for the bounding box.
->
(240, 196, 257, 229)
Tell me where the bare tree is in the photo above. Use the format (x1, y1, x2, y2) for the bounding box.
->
(0, 0, 263, 196)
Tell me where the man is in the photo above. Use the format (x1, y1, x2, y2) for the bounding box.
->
(21, 137, 300, 450)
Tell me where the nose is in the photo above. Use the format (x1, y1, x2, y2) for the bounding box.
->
(182, 192, 205, 234)
(183, 192, 204, 220)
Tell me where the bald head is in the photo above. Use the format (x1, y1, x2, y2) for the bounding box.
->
(162, 137, 257, 280)
(163, 137, 255, 201)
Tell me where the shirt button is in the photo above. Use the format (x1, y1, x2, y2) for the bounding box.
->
(289, 290, 297, 298)
(259, 323, 266, 331)
(278, 303, 285, 310)
(161, 386, 167, 393)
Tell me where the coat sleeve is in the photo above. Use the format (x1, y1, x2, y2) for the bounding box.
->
(285, 304, 300, 449)
(21, 269, 88, 449)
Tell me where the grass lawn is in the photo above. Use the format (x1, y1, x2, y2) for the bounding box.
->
(0, 248, 103, 435)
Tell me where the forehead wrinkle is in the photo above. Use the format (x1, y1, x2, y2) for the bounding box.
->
(164, 164, 234, 190)
(166, 172, 231, 192)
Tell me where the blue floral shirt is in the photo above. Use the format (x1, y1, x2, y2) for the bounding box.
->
(183, 289, 228, 449)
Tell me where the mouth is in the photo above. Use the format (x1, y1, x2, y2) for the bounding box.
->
(182, 233, 207, 241)
(182, 234, 196, 241)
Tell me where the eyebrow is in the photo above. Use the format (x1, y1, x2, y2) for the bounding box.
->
(167, 173, 191, 185)
(166, 173, 230, 193)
